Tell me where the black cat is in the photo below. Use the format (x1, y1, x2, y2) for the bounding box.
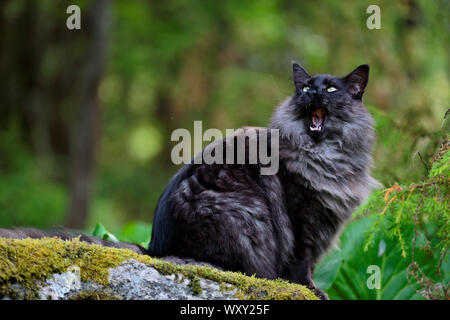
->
(0, 63, 379, 299)
(147, 63, 380, 299)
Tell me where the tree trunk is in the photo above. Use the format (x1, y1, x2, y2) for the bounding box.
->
(67, 0, 110, 229)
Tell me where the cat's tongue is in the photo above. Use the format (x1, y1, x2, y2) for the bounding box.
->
(310, 108, 326, 131)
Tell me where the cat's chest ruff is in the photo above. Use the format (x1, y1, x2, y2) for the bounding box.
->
(280, 150, 361, 220)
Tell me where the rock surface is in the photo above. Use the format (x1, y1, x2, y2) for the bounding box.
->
(6, 260, 237, 300)
(0, 237, 317, 300)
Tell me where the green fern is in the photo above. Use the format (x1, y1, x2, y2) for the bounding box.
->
(315, 138, 449, 300)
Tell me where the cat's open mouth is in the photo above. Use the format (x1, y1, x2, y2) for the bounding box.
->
(308, 106, 327, 132)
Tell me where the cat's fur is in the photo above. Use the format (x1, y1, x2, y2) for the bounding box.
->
(147, 63, 380, 298)
(0, 63, 379, 299)
(0, 227, 147, 254)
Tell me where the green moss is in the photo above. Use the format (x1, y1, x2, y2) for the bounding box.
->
(187, 275, 202, 295)
(0, 237, 317, 300)
(0, 237, 145, 299)
(179, 264, 318, 300)
(0, 283, 38, 300)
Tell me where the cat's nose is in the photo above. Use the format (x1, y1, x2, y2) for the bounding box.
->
(308, 89, 319, 98)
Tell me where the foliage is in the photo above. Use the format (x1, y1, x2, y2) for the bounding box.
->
(368, 105, 447, 185)
(91, 221, 151, 249)
(116, 221, 152, 248)
(0, 126, 67, 228)
(315, 139, 449, 300)
(91, 222, 119, 243)
(1, 1, 448, 229)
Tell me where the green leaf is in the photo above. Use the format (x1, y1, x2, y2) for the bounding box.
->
(91, 222, 119, 243)
(313, 247, 342, 291)
(314, 216, 443, 300)
(118, 221, 152, 248)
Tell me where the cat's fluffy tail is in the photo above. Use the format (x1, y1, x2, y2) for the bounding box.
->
(0, 227, 222, 269)
(0, 227, 148, 255)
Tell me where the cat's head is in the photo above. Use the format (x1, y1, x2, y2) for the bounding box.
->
(271, 63, 379, 205)
(271, 63, 374, 152)
(291, 62, 370, 142)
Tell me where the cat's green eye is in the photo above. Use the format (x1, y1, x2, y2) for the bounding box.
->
(302, 86, 310, 92)
(327, 86, 337, 92)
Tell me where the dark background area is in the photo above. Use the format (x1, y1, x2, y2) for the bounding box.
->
(0, 0, 448, 237)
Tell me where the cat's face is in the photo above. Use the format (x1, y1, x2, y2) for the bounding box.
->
(292, 63, 370, 142)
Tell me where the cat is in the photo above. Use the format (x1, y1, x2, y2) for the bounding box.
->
(0, 62, 379, 299)
(147, 62, 380, 299)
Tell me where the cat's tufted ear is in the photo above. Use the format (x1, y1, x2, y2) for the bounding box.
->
(292, 62, 311, 92)
(343, 64, 369, 100)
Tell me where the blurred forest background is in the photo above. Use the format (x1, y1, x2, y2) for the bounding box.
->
(0, 0, 448, 240)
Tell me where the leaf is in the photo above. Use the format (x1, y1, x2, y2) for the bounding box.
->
(313, 248, 342, 291)
(118, 221, 152, 248)
(91, 222, 119, 243)
(314, 216, 443, 300)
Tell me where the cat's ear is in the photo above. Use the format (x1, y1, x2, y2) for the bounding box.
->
(292, 61, 311, 92)
(343, 64, 369, 99)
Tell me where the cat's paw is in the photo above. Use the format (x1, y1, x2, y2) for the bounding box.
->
(312, 287, 329, 300)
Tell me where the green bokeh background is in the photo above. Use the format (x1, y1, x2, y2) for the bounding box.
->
(0, 1, 448, 240)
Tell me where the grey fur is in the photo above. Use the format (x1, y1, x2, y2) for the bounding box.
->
(148, 64, 380, 299)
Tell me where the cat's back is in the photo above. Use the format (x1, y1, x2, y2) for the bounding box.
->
(148, 128, 292, 278)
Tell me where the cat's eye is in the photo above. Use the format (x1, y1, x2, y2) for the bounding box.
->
(327, 86, 337, 92)
(302, 86, 310, 92)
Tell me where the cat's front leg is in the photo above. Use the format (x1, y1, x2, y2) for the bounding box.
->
(287, 255, 329, 300)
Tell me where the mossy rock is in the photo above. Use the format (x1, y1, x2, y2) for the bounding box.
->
(0, 237, 317, 300)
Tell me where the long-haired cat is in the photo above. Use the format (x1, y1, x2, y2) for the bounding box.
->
(147, 62, 379, 299)
(1, 63, 379, 299)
